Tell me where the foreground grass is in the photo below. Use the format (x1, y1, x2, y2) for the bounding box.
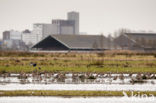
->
(0, 90, 156, 97)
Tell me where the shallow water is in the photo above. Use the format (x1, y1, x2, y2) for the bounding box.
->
(0, 73, 156, 91)
(0, 83, 156, 91)
(0, 97, 155, 103)
(0, 73, 156, 85)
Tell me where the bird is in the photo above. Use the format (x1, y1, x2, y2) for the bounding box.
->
(30, 62, 37, 67)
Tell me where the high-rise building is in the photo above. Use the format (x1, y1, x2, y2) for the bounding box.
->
(52, 19, 75, 35)
(51, 11, 79, 35)
(67, 11, 79, 34)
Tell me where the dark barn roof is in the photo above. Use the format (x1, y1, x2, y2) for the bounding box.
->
(32, 34, 115, 51)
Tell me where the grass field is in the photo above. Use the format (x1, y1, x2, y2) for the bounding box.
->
(0, 51, 156, 73)
(0, 90, 156, 97)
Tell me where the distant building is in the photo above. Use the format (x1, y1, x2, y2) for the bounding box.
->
(33, 24, 52, 41)
(3, 30, 22, 40)
(0, 40, 3, 50)
(32, 34, 117, 51)
(22, 29, 37, 46)
(32, 11, 80, 40)
(68, 11, 79, 34)
(3, 39, 28, 50)
(2, 30, 29, 50)
(113, 33, 156, 51)
(3, 31, 10, 40)
(51, 11, 79, 35)
(52, 19, 75, 35)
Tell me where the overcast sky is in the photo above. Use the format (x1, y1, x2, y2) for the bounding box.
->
(0, 0, 156, 38)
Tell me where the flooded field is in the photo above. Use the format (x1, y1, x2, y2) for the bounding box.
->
(0, 97, 155, 103)
(0, 73, 156, 91)
(1, 73, 156, 84)
(0, 83, 156, 91)
(1, 51, 156, 102)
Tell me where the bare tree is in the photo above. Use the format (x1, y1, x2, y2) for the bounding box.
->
(113, 28, 131, 38)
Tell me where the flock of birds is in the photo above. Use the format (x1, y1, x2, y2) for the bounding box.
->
(0, 71, 156, 84)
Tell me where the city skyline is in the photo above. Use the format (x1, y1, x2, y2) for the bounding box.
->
(0, 0, 156, 38)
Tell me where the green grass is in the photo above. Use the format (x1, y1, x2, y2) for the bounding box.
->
(1, 51, 156, 73)
(0, 90, 156, 97)
(1, 65, 156, 73)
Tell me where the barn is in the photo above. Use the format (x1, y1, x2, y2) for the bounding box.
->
(32, 35, 116, 51)
(113, 33, 156, 51)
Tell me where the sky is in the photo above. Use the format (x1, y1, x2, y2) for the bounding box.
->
(0, 0, 156, 38)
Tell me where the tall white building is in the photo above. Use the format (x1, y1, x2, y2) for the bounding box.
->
(68, 11, 79, 34)
(22, 30, 37, 46)
(32, 24, 45, 41)
(33, 23, 59, 40)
